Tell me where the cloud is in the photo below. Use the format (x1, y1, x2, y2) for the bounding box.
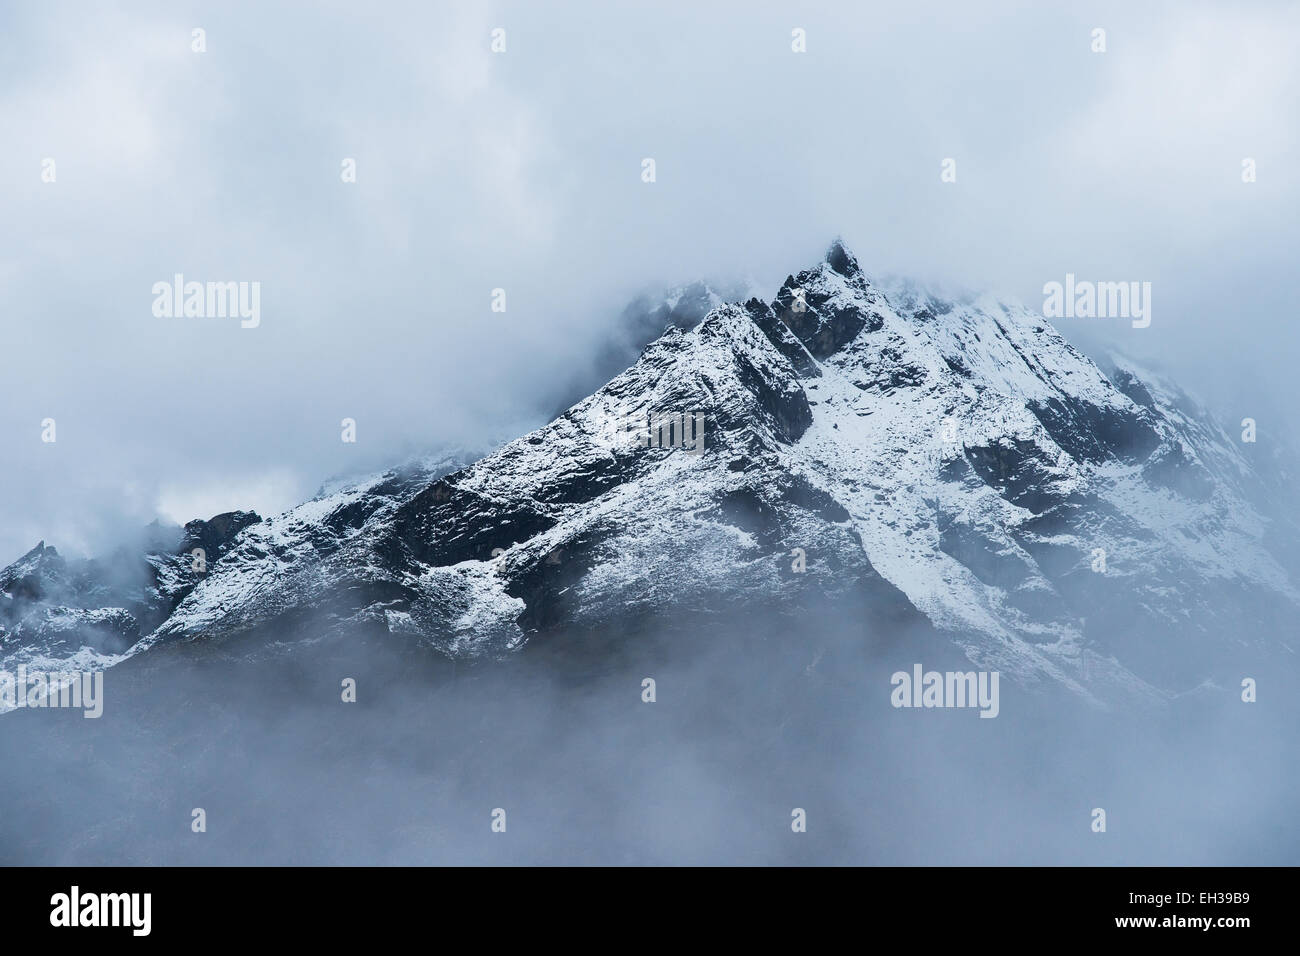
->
(155, 468, 303, 527)
(1, 0, 1296, 560)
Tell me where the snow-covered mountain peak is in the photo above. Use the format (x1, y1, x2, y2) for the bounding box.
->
(4, 240, 1296, 710)
(824, 236, 864, 280)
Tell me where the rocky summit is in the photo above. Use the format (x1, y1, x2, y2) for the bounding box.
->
(3, 241, 1296, 709)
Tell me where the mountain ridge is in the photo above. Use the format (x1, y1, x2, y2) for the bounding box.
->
(3, 241, 1295, 710)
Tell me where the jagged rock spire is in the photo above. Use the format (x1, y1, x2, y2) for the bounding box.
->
(825, 237, 862, 278)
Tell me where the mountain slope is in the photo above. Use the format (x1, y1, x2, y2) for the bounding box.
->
(4, 241, 1295, 708)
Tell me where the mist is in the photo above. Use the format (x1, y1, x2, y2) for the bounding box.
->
(2, 586, 1294, 865)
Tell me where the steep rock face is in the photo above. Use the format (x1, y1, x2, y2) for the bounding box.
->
(143, 300, 913, 663)
(0, 512, 263, 670)
(551, 277, 763, 420)
(796, 259, 1295, 696)
(126, 452, 486, 652)
(5, 241, 1296, 709)
(772, 240, 881, 359)
(180, 511, 261, 568)
(0, 542, 67, 603)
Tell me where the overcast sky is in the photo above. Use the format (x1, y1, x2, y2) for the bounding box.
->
(1, 0, 1296, 561)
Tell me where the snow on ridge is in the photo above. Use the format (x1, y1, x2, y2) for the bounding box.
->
(7, 240, 1293, 707)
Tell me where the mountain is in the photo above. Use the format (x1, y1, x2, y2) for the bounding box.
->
(0, 513, 257, 673)
(3, 241, 1296, 708)
(549, 277, 762, 418)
